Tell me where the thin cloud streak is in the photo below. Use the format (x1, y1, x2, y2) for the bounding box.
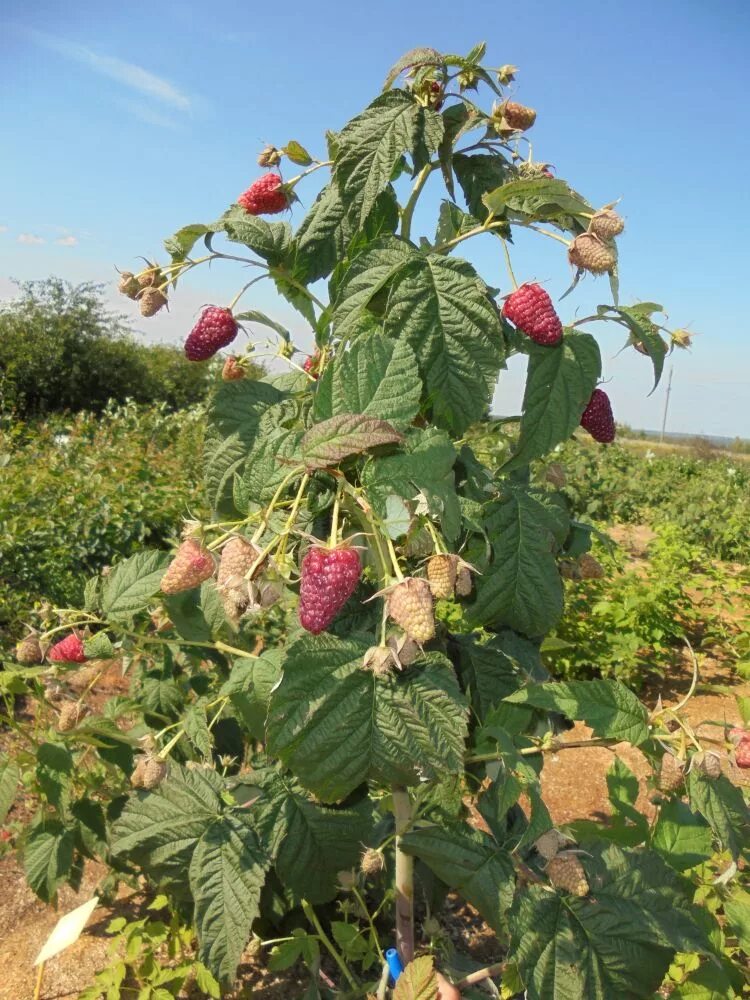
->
(116, 98, 182, 130)
(18, 233, 45, 245)
(25, 28, 193, 111)
(56, 236, 78, 247)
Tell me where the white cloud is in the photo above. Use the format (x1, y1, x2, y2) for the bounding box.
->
(26, 29, 193, 111)
(17, 233, 45, 245)
(116, 98, 181, 130)
(0, 225, 8, 233)
(56, 235, 78, 247)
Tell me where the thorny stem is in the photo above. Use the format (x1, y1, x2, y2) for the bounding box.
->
(392, 785, 415, 965)
(302, 900, 360, 991)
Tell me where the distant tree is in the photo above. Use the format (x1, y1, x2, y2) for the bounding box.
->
(0, 279, 257, 416)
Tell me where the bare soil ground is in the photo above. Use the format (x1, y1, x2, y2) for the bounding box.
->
(1, 526, 748, 999)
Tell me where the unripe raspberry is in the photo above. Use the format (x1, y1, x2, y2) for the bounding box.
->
(257, 145, 282, 168)
(695, 751, 722, 779)
(142, 756, 168, 789)
(139, 287, 168, 317)
(49, 633, 86, 663)
(568, 233, 617, 274)
(16, 636, 43, 664)
(298, 545, 362, 634)
(237, 174, 290, 215)
(502, 101, 537, 131)
(657, 752, 685, 792)
(580, 389, 615, 444)
(387, 578, 435, 644)
(559, 559, 581, 581)
(160, 539, 215, 595)
(218, 536, 262, 622)
(137, 267, 163, 288)
(455, 565, 473, 597)
(589, 208, 625, 239)
(118, 271, 140, 299)
(578, 553, 604, 580)
(222, 356, 245, 381)
(735, 739, 750, 768)
(534, 829, 567, 861)
(502, 282, 563, 346)
(547, 854, 589, 896)
(426, 554, 458, 599)
(386, 633, 421, 667)
(185, 307, 238, 361)
(363, 645, 395, 676)
(57, 701, 84, 732)
(360, 847, 385, 877)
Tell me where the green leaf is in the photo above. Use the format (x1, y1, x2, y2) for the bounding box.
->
(241, 424, 304, 506)
(313, 331, 422, 429)
(382, 46, 444, 91)
(467, 487, 565, 637)
(434, 200, 483, 246)
(596, 304, 667, 390)
(505, 679, 650, 745)
(651, 799, 713, 871)
(0, 756, 20, 825)
(164, 222, 221, 262)
(204, 379, 284, 516)
(220, 206, 292, 265)
(483, 177, 592, 234)
(111, 765, 222, 876)
(362, 427, 460, 542)
(190, 814, 267, 984)
(393, 954, 439, 999)
(334, 90, 443, 226)
(24, 820, 75, 903)
(163, 579, 226, 645)
(250, 766, 370, 902)
(233, 309, 291, 341)
(36, 741, 73, 809)
(221, 652, 282, 741)
(453, 153, 513, 223)
(402, 824, 515, 932)
(101, 550, 171, 619)
(193, 962, 222, 999)
(504, 332, 601, 470)
(294, 182, 350, 283)
(301, 413, 403, 469)
(283, 140, 312, 165)
(383, 251, 504, 433)
(452, 632, 545, 722)
(83, 631, 115, 659)
(437, 106, 471, 200)
(509, 843, 708, 1000)
(686, 770, 750, 859)
(724, 887, 750, 950)
(184, 705, 213, 759)
(267, 635, 468, 802)
(72, 798, 108, 857)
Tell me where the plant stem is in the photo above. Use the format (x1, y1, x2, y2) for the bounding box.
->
(500, 238, 518, 289)
(351, 886, 386, 964)
(302, 900, 359, 991)
(392, 785, 415, 965)
(401, 163, 435, 242)
(376, 960, 391, 999)
(456, 961, 506, 989)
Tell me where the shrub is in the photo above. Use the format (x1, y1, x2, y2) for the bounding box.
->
(3, 43, 748, 1000)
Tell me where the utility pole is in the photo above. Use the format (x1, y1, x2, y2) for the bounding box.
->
(660, 365, 673, 443)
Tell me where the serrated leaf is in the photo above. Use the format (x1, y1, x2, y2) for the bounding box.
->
(0, 755, 20, 825)
(267, 635, 468, 802)
(434, 200, 483, 246)
(184, 705, 213, 758)
(83, 576, 100, 613)
(467, 487, 565, 637)
(101, 550, 171, 619)
(190, 814, 267, 984)
(313, 331, 422, 428)
(301, 413, 402, 469)
(453, 153, 513, 222)
(250, 767, 370, 902)
(504, 332, 601, 470)
(483, 177, 592, 234)
(383, 251, 505, 433)
(437, 105, 471, 199)
(283, 140, 312, 165)
(686, 770, 750, 859)
(505, 679, 650, 745)
(164, 222, 221, 262)
(241, 424, 305, 506)
(452, 633, 544, 722)
(596, 304, 667, 391)
(393, 954, 439, 1000)
(651, 799, 713, 871)
(402, 824, 515, 931)
(83, 632, 114, 659)
(509, 842, 708, 1000)
(24, 820, 75, 903)
(220, 205, 292, 265)
(111, 765, 222, 876)
(724, 887, 750, 950)
(334, 90, 443, 226)
(382, 47, 444, 91)
(163, 579, 226, 645)
(233, 309, 290, 341)
(221, 652, 282, 741)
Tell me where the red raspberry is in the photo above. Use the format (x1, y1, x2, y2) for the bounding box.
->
(502, 283, 563, 346)
(580, 388, 615, 443)
(735, 739, 750, 769)
(184, 307, 238, 362)
(303, 352, 320, 380)
(49, 634, 86, 663)
(298, 545, 361, 634)
(237, 174, 289, 215)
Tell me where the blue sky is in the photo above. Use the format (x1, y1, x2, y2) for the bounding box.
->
(2, 0, 749, 437)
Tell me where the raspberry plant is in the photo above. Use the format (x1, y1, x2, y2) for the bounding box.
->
(3, 44, 749, 999)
